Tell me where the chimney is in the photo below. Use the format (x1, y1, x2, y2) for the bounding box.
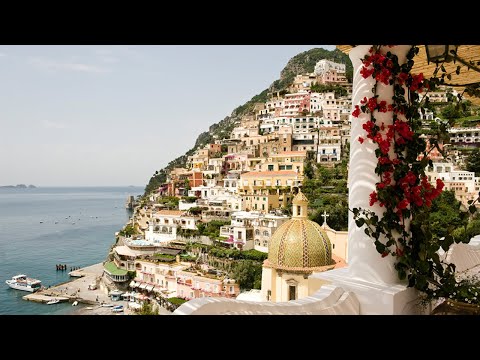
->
(176, 254, 180, 263)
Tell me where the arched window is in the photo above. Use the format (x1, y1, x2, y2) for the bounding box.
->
(255, 239, 260, 246)
(255, 229, 260, 235)
(262, 240, 268, 247)
(263, 230, 269, 236)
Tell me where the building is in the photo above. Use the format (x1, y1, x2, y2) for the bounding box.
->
(104, 261, 130, 284)
(239, 170, 301, 212)
(252, 213, 290, 252)
(145, 210, 199, 243)
(176, 269, 240, 300)
(258, 151, 306, 175)
(260, 191, 345, 302)
(314, 59, 348, 85)
(449, 127, 480, 147)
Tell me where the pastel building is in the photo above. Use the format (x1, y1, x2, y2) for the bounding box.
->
(238, 170, 301, 211)
(314, 59, 348, 85)
(145, 210, 199, 243)
(176, 270, 240, 300)
(252, 213, 290, 252)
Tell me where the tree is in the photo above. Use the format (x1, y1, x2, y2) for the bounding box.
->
(465, 148, 480, 176)
(425, 190, 466, 240)
(230, 260, 262, 290)
(441, 104, 461, 120)
(119, 224, 137, 237)
(138, 301, 158, 315)
(304, 160, 314, 180)
(187, 206, 204, 216)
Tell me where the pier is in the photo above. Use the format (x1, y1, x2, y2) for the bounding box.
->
(23, 263, 111, 306)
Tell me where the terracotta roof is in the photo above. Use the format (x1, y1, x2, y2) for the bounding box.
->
(273, 151, 307, 156)
(157, 210, 185, 216)
(241, 171, 298, 177)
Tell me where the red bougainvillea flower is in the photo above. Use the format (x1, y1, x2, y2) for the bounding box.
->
(360, 66, 374, 79)
(358, 137, 364, 144)
(410, 73, 425, 92)
(367, 97, 377, 112)
(352, 105, 361, 118)
(381, 251, 389, 258)
(369, 191, 378, 206)
(397, 199, 409, 210)
(397, 72, 409, 85)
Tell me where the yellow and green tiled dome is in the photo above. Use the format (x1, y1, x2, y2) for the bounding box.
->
(267, 190, 334, 272)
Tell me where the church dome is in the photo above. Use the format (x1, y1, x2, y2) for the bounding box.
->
(266, 191, 334, 272)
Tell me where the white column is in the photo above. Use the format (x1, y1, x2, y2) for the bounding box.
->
(316, 45, 424, 314)
(347, 45, 411, 284)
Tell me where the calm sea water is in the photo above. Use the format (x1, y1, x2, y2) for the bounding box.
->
(0, 186, 143, 315)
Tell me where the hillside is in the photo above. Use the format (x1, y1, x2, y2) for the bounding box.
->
(144, 47, 352, 196)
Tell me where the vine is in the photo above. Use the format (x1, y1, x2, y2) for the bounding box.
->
(352, 45, 480, 305)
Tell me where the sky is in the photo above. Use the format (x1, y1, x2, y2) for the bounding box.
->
(0, 45, 335, 187)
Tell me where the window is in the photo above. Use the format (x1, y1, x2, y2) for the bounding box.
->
(230, 286, 235, 294)
(263, 230, 269, 236)
(263, 240, 268, 247)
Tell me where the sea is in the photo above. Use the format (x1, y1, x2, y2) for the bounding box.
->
(0, 186, 143, 315)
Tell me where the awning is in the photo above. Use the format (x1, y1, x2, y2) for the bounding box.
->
(129, 281, 139, 288)
(145, 285, 154, 292)
(128, 302, 142, 310)
(153, 287, 163, 293)
(139, 283, 147, 289)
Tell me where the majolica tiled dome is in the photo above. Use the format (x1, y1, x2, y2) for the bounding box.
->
(267, 191, 333, 272)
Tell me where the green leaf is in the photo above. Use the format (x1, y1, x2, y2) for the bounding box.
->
(355, 218, 365, 227)
(441, 65, 446, 73)
(469, 205, 477, 214)
(447, 74, 452, 80)
(456, 66, 461, 75)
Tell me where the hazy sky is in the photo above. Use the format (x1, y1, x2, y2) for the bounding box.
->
(0, 45, 335, 187)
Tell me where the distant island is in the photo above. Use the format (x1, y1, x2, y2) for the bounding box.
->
(0, 184, 37, 189)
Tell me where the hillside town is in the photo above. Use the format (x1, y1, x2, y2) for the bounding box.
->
(102, 56, 480, 314)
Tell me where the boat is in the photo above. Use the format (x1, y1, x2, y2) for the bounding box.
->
(101, 303, 114, 307)
(72, 301, 78, 306)
(111, 305, 124, 313)
(47, 298, 60, 305)
(5, 274, 42, 292)
(85, 307, 94, 310)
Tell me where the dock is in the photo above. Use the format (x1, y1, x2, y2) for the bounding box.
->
(23, 263, 111, 306)
(23, 294, 70, 304)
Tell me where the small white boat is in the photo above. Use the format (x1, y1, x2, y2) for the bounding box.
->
(47, 298, 60, 305)
(101, 303, 114, 307)
(6, 274, 42, 292)
(72, 301, 78, 306)
(85, 307, 94, 310)
(111, 305, 124, 313)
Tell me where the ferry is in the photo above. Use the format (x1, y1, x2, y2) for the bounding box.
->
(5, 274, 42, 292)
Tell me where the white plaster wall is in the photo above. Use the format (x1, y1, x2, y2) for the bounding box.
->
(348, 45, 412, 284)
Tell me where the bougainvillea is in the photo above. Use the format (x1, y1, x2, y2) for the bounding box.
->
(351, 45, 479, 306)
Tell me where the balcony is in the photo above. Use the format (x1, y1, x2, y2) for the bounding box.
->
(220, 226, 233, 237)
